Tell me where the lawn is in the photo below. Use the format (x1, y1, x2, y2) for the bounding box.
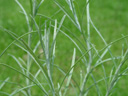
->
(0, 0, 128, 96)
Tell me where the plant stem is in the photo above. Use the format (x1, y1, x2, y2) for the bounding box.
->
(80, 0, 92, 95)
(26, 0, 34, 95)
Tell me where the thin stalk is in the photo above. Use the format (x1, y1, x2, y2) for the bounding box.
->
(0, 77, 10, 90)
(105, 58, 128, 96)
(15, 0, 32, 95)
(0, 63, 48, 95)
(44, 22, 55, 96)
(80, 0, 92, 95)
(51, 20, 57, 80)
(86, 0, 92, 73)
(93, 45, 109, 91)
(90, 18, 117, 69)
(27, 0, 34, 95)
(58, 47, 93, 93)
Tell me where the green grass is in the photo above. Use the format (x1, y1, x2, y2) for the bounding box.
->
(0, 0, 128, 96)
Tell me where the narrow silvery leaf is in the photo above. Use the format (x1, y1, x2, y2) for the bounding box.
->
(33, 40, 40, 53)
(63, 48, 76, 96)
(9, 54, 25, 74)
(58, 83, 62, 96)
(15, 0, 30, 31)
(54, 0, 79, 29)
(0, 77, 10, 90)
(53, 19, 57, 56)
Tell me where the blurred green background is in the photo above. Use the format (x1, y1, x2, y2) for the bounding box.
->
(0, 0, 128, 95)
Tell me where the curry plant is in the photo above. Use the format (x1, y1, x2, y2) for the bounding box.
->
(0, 0, 128, 96)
